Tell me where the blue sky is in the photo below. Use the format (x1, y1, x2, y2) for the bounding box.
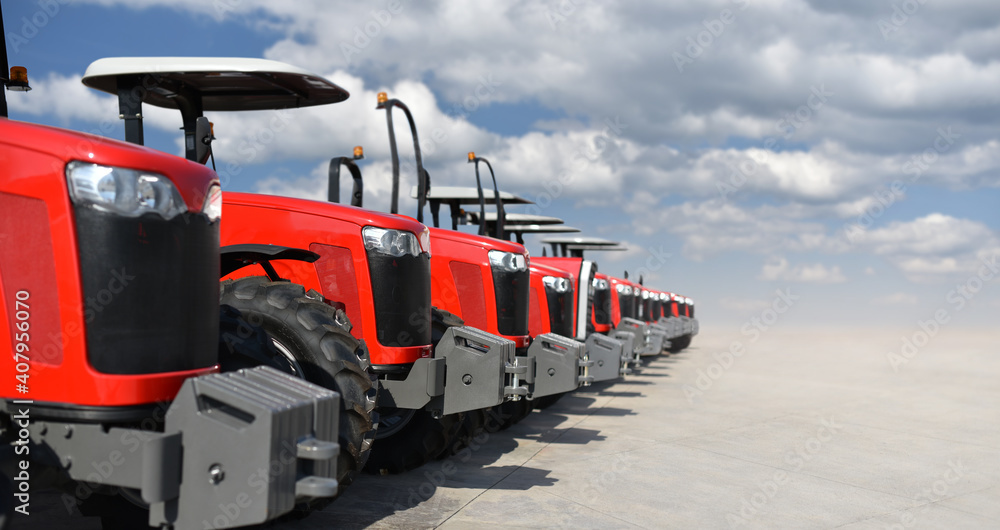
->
(5, 0, 1000, 328)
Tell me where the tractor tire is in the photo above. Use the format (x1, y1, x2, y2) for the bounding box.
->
(669, 335, 691, 353)
(438, 406, 495, 459)
(364, 408, 462, 474)
(366, 307, 465, 472)
(490, 397, 533, 430)
(430, 308, 493, 459)
(219, 276, 378, 497)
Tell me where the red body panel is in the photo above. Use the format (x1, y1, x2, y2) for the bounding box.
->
(532, 257, 583, 302)
(532, 256, 590, 339)
(607, 276, 627, 327)
(219, 192, 433, 365)
(527, 263, 573, 338)
(0, 119, 218, 406)
(428, 228, 529, 349)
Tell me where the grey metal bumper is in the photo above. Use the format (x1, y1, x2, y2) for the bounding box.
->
(656, 317, 683, 339)
(618, 318, 666, 357)
(645, 328, 669, 356)
(27, 366, 341, 529)
(378, 325, 526, 415)
(517, 333, 590, 399)
(612, 328, 642, 365)
(584, 332, 630, 380)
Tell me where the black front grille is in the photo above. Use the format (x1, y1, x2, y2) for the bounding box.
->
(594, 286, 611, 325)
(75, 207, 219, 374)
(367, 252, 432, 347)
(545, 286, 574, 338)
(618, 292, 636, 320)
(492, 268, 529, 336)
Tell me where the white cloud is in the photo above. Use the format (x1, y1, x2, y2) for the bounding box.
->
(849, 214, 1000, 282)
(853, 214, 993, 256)
(68, 0, 1000, 160)
(758, 256, 847, 283)
(639, 199, 849, 260)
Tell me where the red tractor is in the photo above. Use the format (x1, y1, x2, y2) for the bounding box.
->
(79, 57, 527, 477)
(0, 39, 346, 530)
(669, 293, 698, 351)
(352, 97, 594, 434)
(541, 236, 694, 355)
(459, 162, 631, 388)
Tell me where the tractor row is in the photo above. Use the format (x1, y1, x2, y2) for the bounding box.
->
(0, 34, 697, 530)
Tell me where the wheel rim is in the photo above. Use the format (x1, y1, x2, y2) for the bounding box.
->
(270, 338, 306, 378)
(375, 408, 416, 439)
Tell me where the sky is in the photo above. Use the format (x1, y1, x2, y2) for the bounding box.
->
(4, 0, 1000, 329)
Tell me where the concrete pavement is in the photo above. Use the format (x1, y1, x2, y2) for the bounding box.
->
(12, 324, 998, 528)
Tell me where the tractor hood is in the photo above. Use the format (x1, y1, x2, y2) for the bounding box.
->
(224, 191, 427, 235)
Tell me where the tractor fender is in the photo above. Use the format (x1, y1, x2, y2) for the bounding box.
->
(220, 243, 320, 278)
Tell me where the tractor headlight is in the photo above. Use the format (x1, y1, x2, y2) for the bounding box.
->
(593, 278, 609, 291)
(615, 284, 632, 295)
(66, 161, 187, 219)
(543, 276, 571, 293)
(641, 290, 650, 299)
(659, 293, 669, 301)
(203, 184, 222, 222)
(488, 250, 527, 272)
(362, 226, 426, 257)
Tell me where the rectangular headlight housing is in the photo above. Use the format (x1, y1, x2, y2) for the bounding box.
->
(362, 226, 427, 258)
(66, 161, 187, 219)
